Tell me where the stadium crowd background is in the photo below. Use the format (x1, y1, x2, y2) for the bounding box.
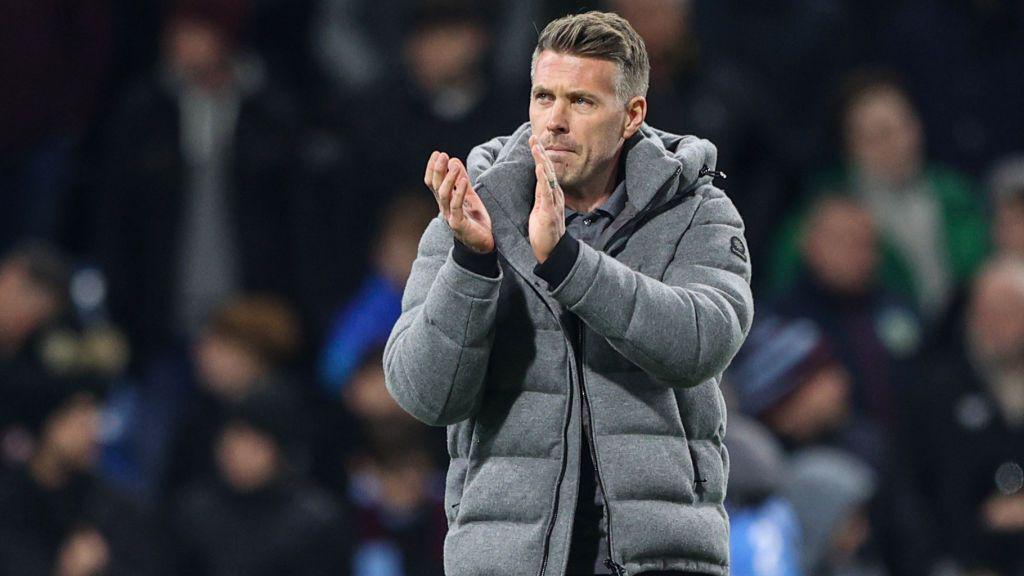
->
(1, 0, 1024, 574)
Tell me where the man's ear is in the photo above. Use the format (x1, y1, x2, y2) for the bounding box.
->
(623, 96, 647, 139)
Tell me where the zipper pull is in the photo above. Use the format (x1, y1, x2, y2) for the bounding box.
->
(698, 165, 727, 181)
(604, 558, 628, 576)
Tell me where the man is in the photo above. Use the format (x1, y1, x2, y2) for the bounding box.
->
(907, 257, 1024, 574)
(385, 12, 752, 576)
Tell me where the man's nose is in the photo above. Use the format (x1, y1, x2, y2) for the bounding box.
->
(546, 100, 569, 135)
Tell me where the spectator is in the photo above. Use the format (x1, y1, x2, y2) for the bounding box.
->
(352, 1, 518, 188)
(988, 155, 1024, 259)
(318, 190, 436, 394)
(172, 384, 350, 575)
(908, 257, 1024, 574)
(0, 243, 72, 467)
(726, 313, 885, 468)
(781, 448, 884, 576)
(96, 0, 305, 360)
(340, 350, 446, 575)
(770, 70, 988, 321)
(0, 378, 164, 575)
(775, 196, 922, 431)
(728, 312, 936, 574)
(107, 294, 304, 499)
(726, 414, 802, 576)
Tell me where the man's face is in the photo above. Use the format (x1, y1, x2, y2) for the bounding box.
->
(765, 364, 851, 443)
(994, 197, 1024, 258)
(529, 51, 632, 193)
(216, 422, 280, 493)
(968, 268, 1024, 369)
(802, 199, 879, 295)
(44, 394, 101, 473)
(845, 88, 923, 186)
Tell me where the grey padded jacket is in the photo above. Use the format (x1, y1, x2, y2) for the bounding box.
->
(384, 122, 753, 576)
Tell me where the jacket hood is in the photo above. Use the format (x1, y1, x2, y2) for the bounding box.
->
(467, 121, 719, 215)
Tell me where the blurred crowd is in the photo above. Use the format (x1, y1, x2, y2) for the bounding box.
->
(1, 0, 1023, 575)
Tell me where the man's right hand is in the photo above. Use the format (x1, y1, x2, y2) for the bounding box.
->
(425, 151, 494, 254)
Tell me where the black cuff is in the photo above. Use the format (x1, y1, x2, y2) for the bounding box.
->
(453, 239, 499, 278)
(534, 232, 580, 289)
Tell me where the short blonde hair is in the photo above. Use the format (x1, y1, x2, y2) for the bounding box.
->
(531, 11, 650, 103)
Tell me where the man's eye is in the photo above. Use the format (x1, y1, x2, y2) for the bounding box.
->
(535, 93, 553, 102)
(574, 97, 593, 107)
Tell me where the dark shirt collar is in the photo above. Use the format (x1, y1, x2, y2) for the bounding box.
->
(565, 179, 628, 222)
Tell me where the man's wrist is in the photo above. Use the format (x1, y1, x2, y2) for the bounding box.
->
(534, 232, 579, 289)
(453, 239, 499, 278)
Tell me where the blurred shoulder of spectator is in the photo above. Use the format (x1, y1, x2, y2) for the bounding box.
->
(782, 447, 885, 576)
(318, 190, 436, 393)
(726, 414, 803, 576)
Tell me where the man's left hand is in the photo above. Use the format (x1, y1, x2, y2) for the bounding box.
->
(528, 135, 566, 264)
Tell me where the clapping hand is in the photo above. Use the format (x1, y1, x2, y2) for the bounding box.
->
(528, 135, 566, 264)
(424, 151, 494, 254)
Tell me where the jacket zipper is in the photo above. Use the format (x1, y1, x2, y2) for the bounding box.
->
(537, 310, 580, 576)
(578, 326, 628, 576)
(579, 324, 628, 576)
(538, 163, 696, 576)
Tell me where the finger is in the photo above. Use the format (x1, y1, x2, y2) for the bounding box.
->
(451, 176, 468, 225)
(534, 164, 550, 210)
(449, 157, 469, 182)
(424, 151, 438, 189)
(537, 143, 558, 183)
(532, 145, 558, 205)
(530, 141, 545, 168)
(537, 143, 563, 206)
(437, 165, 458, 219)
(431, 152, 449, 193)
(531, 144, 557, 189)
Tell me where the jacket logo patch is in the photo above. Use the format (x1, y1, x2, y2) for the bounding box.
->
(730, 236, 747, 262)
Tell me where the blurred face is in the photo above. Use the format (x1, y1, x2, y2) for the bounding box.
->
(194, 333, 265, 402)
(530, 51, 644, 196)
(406, 22, 489, 93)
(344, 361, 408, 422)
(43, 395, 101, 473)
(845, 88, 923, 186)
(801, 199, 879, 295)
(166, 19, 231, 90)
(0, 262, 59, 351)
(765, 365, 851, 443)
(216, 423, 280, 492)
(994, 198, 1024, 258)
(829, 507, 871, 564)
(968, 267, 1024, 369)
